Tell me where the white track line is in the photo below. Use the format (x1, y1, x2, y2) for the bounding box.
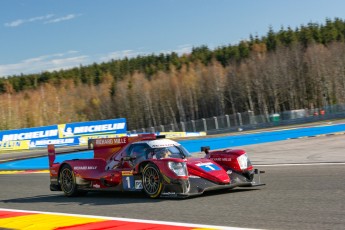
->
(0, 208, 263, 230)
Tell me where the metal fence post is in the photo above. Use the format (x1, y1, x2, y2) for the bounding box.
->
(191, 120, 196, 132)
(213, 116, 219, 129)
(225, 114, 230, 128)
(180, 122, 185, 132)
(248, 110, 256, 124)
(202, 118, 207, 132)
(237, 112, 243, 126)
(160, 125, 165, 132)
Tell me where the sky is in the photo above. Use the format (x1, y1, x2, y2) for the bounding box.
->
(1, 0, 345, 77)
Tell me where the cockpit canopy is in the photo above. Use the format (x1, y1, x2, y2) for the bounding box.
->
(128, 139, 192, 165)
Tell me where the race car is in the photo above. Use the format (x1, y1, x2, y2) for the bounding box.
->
(48, 134, 265, 198)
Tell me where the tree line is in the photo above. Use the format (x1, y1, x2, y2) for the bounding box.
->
(1, 18, 345, 130)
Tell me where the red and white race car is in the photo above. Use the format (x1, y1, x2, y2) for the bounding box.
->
(48, 134, 264, 198)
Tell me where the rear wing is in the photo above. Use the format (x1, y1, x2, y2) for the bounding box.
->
(88, 134, 158, 161)
(46, 134, 159, 165)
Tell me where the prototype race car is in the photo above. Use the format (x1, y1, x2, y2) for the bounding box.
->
(48, 134, 265, 198)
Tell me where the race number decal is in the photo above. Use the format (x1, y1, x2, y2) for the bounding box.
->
(122, 176, 134, 190)
(196, 162, 221, 171)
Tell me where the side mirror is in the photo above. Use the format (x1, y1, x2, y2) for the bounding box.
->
(201, 146, 210, 154)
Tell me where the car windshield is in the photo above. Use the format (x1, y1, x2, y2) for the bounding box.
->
(151, 145, 192, 159)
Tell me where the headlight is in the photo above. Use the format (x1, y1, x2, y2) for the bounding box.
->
(237, 154, 248, 170)
(168, 162, 188, 176)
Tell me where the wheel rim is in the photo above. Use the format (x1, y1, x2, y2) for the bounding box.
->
(143, 167, 160, 195)
(61, 168, 74, 193)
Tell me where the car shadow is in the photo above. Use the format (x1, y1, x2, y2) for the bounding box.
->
(154, 187, 260, 200)
(1, 187, 261, 204)
(209, 187, 259, 195)
(0, 191, 162, 206)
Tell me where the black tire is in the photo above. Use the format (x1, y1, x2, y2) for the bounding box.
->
(142, 163, 163, 198)
(59, 164, 80, 197)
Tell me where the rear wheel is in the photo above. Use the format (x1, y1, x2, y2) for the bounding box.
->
(142, 163, 163, 198)
(59, 164, 81, 197)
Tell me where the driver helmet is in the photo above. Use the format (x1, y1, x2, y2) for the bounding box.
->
(157, 148, 171, 159)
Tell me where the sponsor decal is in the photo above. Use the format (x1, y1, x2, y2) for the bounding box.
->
(78, 134, 126, 145)
(93, 183, 101, 188)
(149, 139, 177, 148)
(211, 157, 232, 162)
(73, 166, 97, 170)
(161, 192, 178, 197)
(121, 171, 133, 176)
(196, 162, 221, 171)
(135, 180, 143, 189)
(151, 144, 175, 147)
(162, 174, 171, 183)
(95, 137, 127, 146)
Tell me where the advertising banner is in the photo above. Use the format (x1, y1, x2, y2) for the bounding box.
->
(0, 140, 30, 151)
(0, 118, 127, 150)
(158, 132, 206, 138)
(0, 125, 58, 150)
(57, 118, 126, 139)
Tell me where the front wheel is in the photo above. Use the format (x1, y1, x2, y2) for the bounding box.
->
(142, 163, 163, 198)
(59, 164, 80, 197)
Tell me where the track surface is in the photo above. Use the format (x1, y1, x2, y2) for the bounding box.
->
(0, 135, 345, 230)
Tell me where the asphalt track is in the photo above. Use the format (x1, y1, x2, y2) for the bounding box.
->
(2, 121, 345, 170)
(0, 135, 344, 229)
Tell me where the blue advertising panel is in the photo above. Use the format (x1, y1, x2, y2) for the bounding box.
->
(57, 118, 126, 139)
(0, 118, 127, 150)
(0, 125, 59, 142)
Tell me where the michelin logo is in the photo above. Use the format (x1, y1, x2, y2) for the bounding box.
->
(63, 127, 74, 137)
(2, 129, 58, 141)
(64, 123, 126, 136)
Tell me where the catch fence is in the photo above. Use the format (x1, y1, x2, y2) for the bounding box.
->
(130, 104, 345, 135)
